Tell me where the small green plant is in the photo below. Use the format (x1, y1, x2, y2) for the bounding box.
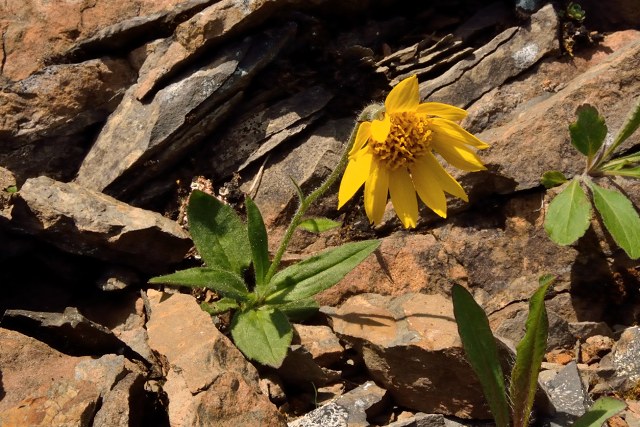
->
(566, 2, 586, 22)
(542, 100, 640, 259)
(4, 185, 17, 193)
(150, 106, 381, 367)
(452, 276, 626, 426)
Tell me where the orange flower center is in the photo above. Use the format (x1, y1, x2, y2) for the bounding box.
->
(370, 112, 433, 170)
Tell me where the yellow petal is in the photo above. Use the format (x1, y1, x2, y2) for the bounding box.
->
(416, 102, 468, 121)
(389, 168, 418, 228)
(432, 134, 487, 172)
(385, 75, 419, 113)
(414, 153, 468, 202)
(349, 121, 372, 157)
(338, 151, 374, 209)
(371, 115, 391, 142)
(364, 160, 389, 225)
(410, 161, 447, 218)
(431, 118, 489, 149)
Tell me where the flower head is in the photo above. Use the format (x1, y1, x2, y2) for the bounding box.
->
(338, 75, 489, 228)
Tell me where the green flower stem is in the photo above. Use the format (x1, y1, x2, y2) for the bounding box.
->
(260, 108, 376, 296)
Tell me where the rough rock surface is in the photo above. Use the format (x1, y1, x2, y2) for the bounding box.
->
(0, 328, 143, 427)
(145, 289, 286, 426)
(10, 176, 191, 273)
(325, 292, 492, 419)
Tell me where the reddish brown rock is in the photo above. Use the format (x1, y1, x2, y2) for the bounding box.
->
(0, 328, 143, 427)
(145, 290, 286, 426)
(0, 0, 193, 81)
(325, 293, 491, 419)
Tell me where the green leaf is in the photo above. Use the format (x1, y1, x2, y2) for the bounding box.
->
(603, 166, 640, 178)
(509, 278, 552, 427)
(451, 284, 510, 427)
(149, 267, 249, 301)
(541, 171, 568, 188)
(599, 151, 640, 171)
(569, 104, 607, 160)
(231, 307, 293, 367)
(289, 176, 305, 204)
(265, 239, 380, 304)
(590, 182, 640, 259)
(4, 185, 17, 193)
(269, 298, 320, 322)
(201, 298, 239, 315)
(187, 190, 251, 275)
(298, 217, 341, 233)
(245, 197, 270, 291)
(544, 179, 592, 245)
(610, 98, 640, 155)
(573, 397, 626, 427)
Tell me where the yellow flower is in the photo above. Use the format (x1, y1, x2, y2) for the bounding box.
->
(338, 75, 489, 229)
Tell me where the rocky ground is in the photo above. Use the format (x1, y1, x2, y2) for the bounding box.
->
(1, 0, 640, 426)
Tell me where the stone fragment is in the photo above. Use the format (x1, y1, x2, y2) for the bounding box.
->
(135, 0, 295, 99)
(145, 289, 285, 426)
(385, 413, 448, 427)
(0, 0, 190, 81)
(420, 5, 559, 108)
(294, 324, 344, 367)
(542, 361, 590, 427)
(580, 335, 615, 364)
(92, 371, 146, 427)
(569, 321, 615, 340)
(475, 33, 640, 191)
(201, 85, 334, 179)
(325, 293, 491, 418)
(0, 59, 136, 183)
(494, 307, 576, 351)
(243, 118, 349, 226)
(611, 326, 640, 391)
(76, 24, 295, 199)
(278, 345, 341, 387)
(1, 307, 131, 357)
(0, 166, 16, 222)
(10, 176, 191, 273)
(288, 381, 388, 427)
(0, 328, 142, 427)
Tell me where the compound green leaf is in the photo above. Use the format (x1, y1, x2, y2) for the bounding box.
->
(245, 197, 270, 292)
(298, 217, 341, 233)
(264, 239, 380, 304)
(573, 397, 626, 427)
(509, 277, 552, 427)
(149, 267, 249, 301)
(590, 182, 640, 259)
(187, 190, 251, 275)
(544, 179, 592, 245)
(569, 104, 607, 160)
(452, 284, 509, 427)
(231, 307, 292, 368)
(541, 171, 568, 189)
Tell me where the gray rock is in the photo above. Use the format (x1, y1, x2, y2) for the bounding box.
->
(145, 289, 286, 426)
(92, 370, 146, 427)
(75, 24, 295, 199)
(542, 361, 590, 426)
(385, 413, 447, 427)
(288, 381, 388, 427)
(278, 344, 341, 387)
(202, 85, 334, 179)
(10, 176, 191, 273)
(243, 118, 350, 226)
(0, 59, 136, 184)
(420, 4, 559, 108)
(569, 321, 615, 340)
(610, 326, 640, 391)
(494, 307, 576, 351)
